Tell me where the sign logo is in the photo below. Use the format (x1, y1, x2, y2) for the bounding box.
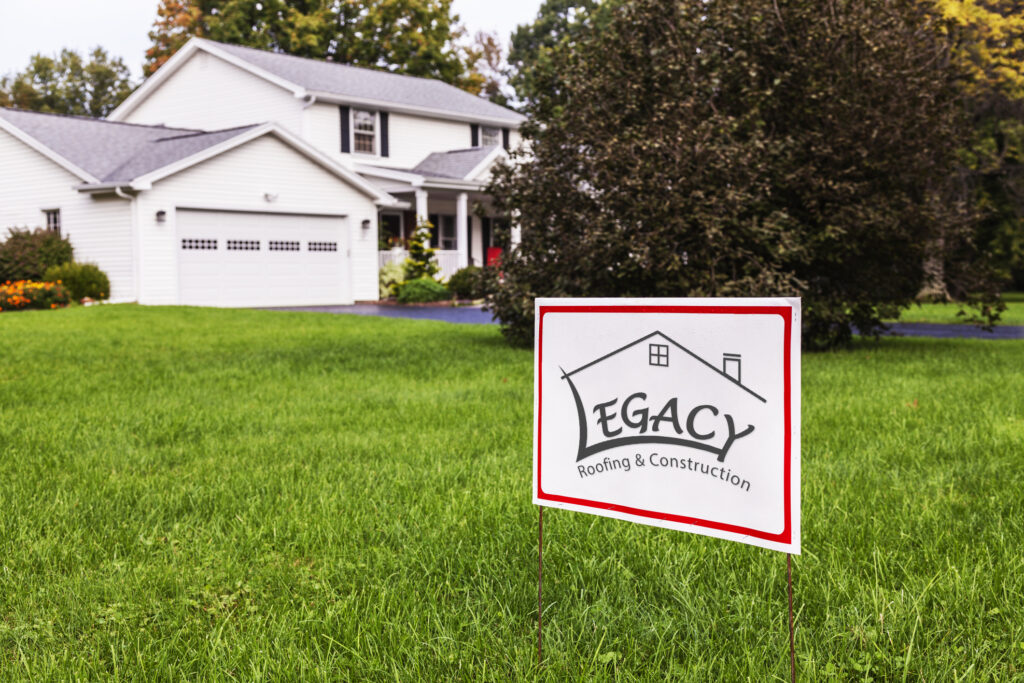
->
(534, 299, 801, 554)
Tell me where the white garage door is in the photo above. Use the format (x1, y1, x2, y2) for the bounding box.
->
(176, 210, 350, 307)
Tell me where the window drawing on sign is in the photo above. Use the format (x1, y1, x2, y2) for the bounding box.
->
(649, 343, 669, 367)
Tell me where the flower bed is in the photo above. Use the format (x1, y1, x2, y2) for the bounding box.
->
(0, 280, 71, 312)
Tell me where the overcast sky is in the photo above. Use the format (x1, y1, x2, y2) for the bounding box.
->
(0, 0, 542, 81)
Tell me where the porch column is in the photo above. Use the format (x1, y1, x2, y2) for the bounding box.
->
(415, 189, 429, 246)
(456, 192, 469, 269)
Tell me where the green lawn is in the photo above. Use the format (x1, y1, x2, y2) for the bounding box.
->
(893, 293, 1024, 325)
(1, 306, 1022, 681)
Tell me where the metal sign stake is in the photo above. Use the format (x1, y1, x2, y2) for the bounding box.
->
(788, 553, 795, 682)
(538, 506, 544, 665)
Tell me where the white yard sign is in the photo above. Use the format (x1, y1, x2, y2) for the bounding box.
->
(533, 298, 801, 554)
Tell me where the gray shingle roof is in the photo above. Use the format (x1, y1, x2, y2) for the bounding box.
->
(0, 107, 257, 183)
(208, 40, 525, 125)
(411, 146, 499, 180)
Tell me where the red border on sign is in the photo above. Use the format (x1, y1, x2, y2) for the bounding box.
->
(537, 304, 793, 544)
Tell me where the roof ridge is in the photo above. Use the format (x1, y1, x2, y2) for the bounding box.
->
(0, 106, 198, 133)
(153, 123, 261, 142)
(205, 39, 458, 87)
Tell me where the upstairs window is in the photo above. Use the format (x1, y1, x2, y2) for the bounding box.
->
(481, 126, 500, 147)
(44, 209, 61, 236)
(353, 109, 376, 154)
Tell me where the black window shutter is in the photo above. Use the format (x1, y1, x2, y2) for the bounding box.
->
(380, 111, 389, 157)
(471, 124, 480, 147)
(502, 128, 510, 151)
(339, 106, 350, 153)
(467, 215, 473, 264)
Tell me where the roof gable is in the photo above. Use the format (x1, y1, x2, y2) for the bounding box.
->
(0, 107, 396, 204)
(411, 146, 502, 180)
(0, 107, 256, 184)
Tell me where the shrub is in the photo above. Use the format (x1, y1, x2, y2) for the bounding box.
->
(447, 265, 484, 300)
(44, 262, 110, 301)
(403, 221, 440, 281)
(0, 280, 72, 312)
(378, 260, 406, 300)
(397, 277, 450, 304)
(0, 228, 74, 282)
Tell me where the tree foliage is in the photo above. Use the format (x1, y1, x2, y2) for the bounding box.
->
(144, 0, 470, 88)
(0, 48, 133, 118)
(507, 0, 615, 112)
(487, 0, 998, 349)
(936, 0, 1024, 287)
(458, 31, 513, 107)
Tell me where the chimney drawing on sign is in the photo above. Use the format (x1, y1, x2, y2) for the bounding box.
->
(722, 353, 741, 383)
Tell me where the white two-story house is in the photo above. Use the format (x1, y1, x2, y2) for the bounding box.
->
(0, 38, 524, 308)
(108, 38, 526, 281)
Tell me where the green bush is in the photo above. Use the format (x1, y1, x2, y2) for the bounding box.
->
(397, 277, 450, 304)
(0, 228, 74, 282)
(447, 265, 484, 300)
(43, 262, 110, 301)
(378, 261, 406, 300)
(403, 222, 440, 281)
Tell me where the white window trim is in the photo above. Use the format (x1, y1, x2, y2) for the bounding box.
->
(350, 108, 379, 157)
(43, 208, 61, 235)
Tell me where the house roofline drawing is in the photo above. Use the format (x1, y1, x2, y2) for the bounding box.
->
(560, 330, 767, 404)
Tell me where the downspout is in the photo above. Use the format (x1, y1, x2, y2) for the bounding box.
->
(114, 186, 141, 303)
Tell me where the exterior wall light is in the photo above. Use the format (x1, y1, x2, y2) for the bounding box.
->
(361, 219, 371, 231)
(156, 210, 167, 223)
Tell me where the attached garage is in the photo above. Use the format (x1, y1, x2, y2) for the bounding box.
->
(176, 210, 350, 307)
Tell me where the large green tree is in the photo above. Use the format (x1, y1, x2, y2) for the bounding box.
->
(506, 0, 614, 112)
(144, 0, 469, 87)
(486, 0, 999, 349)
(0, 48, 133, 118)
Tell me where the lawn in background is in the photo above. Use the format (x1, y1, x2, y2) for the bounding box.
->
(1, 306, 1022, 681)
(893, 292, 1024, 325)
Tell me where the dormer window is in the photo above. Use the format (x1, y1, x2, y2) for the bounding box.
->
(481, 126, 500, 147)
(353, 109, 376, 154)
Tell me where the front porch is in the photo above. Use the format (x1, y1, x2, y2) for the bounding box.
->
(377, 188, 509, 280)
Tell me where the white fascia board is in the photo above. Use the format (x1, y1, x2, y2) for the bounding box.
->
(74, 182, 141, 193)
(129, 123, 400, 206)
(107, 38, 307, 122)
(463, 146, 508, 181)
(353, 163, 425, 186)
(307, 90, 524, 129)
(420, 178, 485, 191)
(0, 118, 99, 183)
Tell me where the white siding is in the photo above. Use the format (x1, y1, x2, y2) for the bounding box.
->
(122, 51, 303, 134)
(0, 129, 134, 301)
(134, 134, 380, 304)
(303, 102, 346, 165)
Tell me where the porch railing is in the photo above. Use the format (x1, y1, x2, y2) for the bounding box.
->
(379, 249, 461, 281)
